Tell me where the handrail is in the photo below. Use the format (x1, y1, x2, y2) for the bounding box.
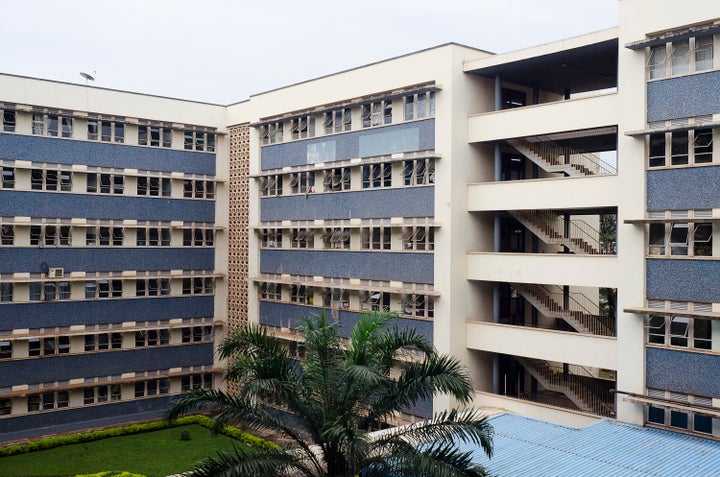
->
(514, 283, 616, 336)
(513, 210, 610, 255)
(518, 357, 615, 417)
(515, 136, 617, 176)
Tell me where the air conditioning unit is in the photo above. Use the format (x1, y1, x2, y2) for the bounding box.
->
(48, 267, 64, 278)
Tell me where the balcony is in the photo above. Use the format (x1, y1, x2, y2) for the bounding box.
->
(468, 93, 619, 143)
(467, 252, 619, 288)
(468, 175, 618, 212)
(466, 321, 616, 369)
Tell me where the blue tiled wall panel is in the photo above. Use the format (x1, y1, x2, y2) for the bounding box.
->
(260, 187, 434, 221)
(260, 250, 434, 284)
(647, 71, 720, 122)
(0, 396, 173, 438)
(647, 168, 720, 211)
(646, 347, 720, 398)
(0, 134, 216, 175)
(258, 301, 433, 342)
(0, 191, 214, 222)
(0, 296, 214, 330)
(2, 343, 214, 387)
(0, 248, 214, 274)
(647, 259, 720, 302)
(260, 119, 435, 170)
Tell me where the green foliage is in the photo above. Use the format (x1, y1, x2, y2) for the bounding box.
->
(166, 310, 494, 476)
(0, 414, 273, 458)
(75, 472, 146, 477)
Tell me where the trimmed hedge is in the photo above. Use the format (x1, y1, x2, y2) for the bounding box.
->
(75, 473, 146, 477)
(0, 414, 278, 458)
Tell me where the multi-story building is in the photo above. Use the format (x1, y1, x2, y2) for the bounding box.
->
(0, 78, 229, 440)
(1, 0, 719, 443)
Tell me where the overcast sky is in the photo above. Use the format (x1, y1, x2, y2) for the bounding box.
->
(1, 0, 618, 104)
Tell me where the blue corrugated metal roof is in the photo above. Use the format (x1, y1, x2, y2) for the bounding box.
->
(462, 413, 720, 477)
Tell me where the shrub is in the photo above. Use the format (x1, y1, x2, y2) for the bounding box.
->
(0, 415, 276, 457)
(179, 429, 191, 441)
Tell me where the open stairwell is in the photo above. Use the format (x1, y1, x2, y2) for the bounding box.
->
(509, 209, 602, 255)
(516, 357, 615, 418)
(507, 137, 615, 177)
(511, 283, 615, 336)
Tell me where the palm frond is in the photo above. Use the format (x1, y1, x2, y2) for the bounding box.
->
(375, 409, 494, 459)
(186, 444, 316, 477)
(379, 441, 491, 477)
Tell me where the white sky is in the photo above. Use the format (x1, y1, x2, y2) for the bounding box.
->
(1, 0, 618, 104)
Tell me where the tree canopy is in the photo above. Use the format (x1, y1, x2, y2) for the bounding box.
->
(166, 311, 493, 476)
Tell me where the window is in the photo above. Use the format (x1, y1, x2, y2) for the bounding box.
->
(322, 287, 349, 308)
(89, 119, 124, 143)
(362, 163, 392, 189)
(260, 174, 283, 196)
(181, 373, 213, 391)
(360, 290, 390, 311)
(182, 228, 213, 247)
(362, 101, 389, 128)
(291, 116, 315, 140)
(28, 336, 70, 356)
(404, 158, 435, 185)
(83, 384, 122, 404)
(85, 279, 123, 298)
(27, 281, 70, 301)
(0, 283, 12, 302)
(290, 228, 313, 249)
(0, 340, 11, 359)
(0, 399, 9, 416)
(290, 285, 313, 304)
(137, 227, 171, 247)
(288, 171, 315, 194)
(402, 226, 435, 251)
(648, 222, 712, 256)
(1, 225, 14, 245)
(324, 108, 351, 133)
(86, 227, 123, 246)
(647, 35, 716, 80)
(136, 278, 171, 296)
(28, 391, 69, 412)
(402, 294, 434, 319)
(135, 329, 170, 347)
(181, 277, 214, 295)
(183, 179, 215, 199)
(84, 333, 122, 351)
(31, 113, 71, 137)
(647, 315, 712, 350)
(135, 378, 170, 397)
(3, 110, 15, 132)
(260, 121, 283, 145)
(323, 228, 350, 249)
(260, 228, 282, 248)
(646, 389, 717, 436)
(405, 91, 435, 120)
(138, 177, 171, 197)
(1, 167, 14, 188)
(29, 225, 71, 246)
(323, 167, 351, 192)
(86, 173, 123, 194)
(32, 113, 44, 135)
(30, 169, 71, 191)
(138, 125, 171, 147)
(362, 227, 391, 250)
(259, 282, 282, 301)
(184, 130, 216, 151)
(182, 326, 213, 343)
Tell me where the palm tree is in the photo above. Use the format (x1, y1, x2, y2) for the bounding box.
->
(166, 311, 494, 476)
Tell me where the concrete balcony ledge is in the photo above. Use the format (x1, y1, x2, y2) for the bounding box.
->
(468, 93, 619, 143)
(467, 252, 619, 287)
(468, 174, 618, 212)
(466, 321, 617, 370)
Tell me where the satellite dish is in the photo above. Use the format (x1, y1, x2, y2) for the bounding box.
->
(80, 71, 95, 83)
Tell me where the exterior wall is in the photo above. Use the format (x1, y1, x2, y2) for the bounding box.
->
(0, 74, 227, 441)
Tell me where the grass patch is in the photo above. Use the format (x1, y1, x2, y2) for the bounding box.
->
(0, 424, 243, 477)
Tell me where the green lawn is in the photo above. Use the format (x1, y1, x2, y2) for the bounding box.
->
(0, 424, 244, 477)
